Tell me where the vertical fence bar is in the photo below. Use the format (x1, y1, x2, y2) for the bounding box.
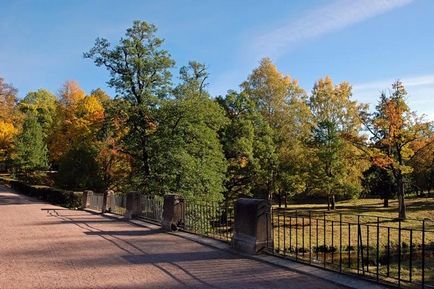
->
(289, 215, 292, 253)
(367, 225, 370, 273)
(348, 223, 351, 269)
(387, 227, 390, 277)
(331, 220, 334, 264)
(323, 212, 326, 267)
(422, 220, 425, 289)
(409, 228, 413, 283)
(357, 215, 360, 274)
(278, 209, 281, 254)
(316, 218, 319, 261)
(302, 216, 305, 258)
(398, 220, 401, 287)
(283, 209, 287, 257)
(376, 217, 380, 283)
(296, 211, 298, 260)
(340, 213, 342, 272)
(309, 211, 312, 264)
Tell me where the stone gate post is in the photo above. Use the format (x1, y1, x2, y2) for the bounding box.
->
(81, 190, 93, 209)
(124, 191, 142, 219)
(233, 198, 272, 254)
(162, 195, 185, 231)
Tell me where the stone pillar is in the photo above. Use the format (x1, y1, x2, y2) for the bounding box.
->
(233, 198, 272, 254)
(124, 191, 142, 219)
(162, 195, 185, 231)
(102, 190, 114, 213)
(81, 190, 93, 209)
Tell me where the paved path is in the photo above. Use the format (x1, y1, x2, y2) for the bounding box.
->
(0, 186, 346, 289)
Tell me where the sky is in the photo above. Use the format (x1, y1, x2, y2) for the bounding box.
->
(1, 0, 434, 119)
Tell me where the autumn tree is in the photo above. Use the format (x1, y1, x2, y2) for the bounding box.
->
(241, 58, 310, 203)
(84, 20, 175, 191)
(308, 77, 367, 209)
(48, 81, 105, 163)
(409, 133, 434, 194)
(95, 96, 133, 193)
(363, 81, 433, 219)
(0, 77, 19, 166)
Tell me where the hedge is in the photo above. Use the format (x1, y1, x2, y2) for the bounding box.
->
(0, 176, 82, 208)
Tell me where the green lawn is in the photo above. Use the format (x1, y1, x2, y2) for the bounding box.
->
(272, 196, 434, 287)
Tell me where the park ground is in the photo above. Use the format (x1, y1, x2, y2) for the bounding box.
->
(0, 185, 347, 289)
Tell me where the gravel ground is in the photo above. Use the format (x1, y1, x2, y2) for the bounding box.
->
(0, 186, 346, 289)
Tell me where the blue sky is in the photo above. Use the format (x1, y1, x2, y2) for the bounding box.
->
(1, 0, 433, 119)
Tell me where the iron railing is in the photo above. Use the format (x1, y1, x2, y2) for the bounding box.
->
(107, 194, 127, 215)
(137, 195, 164, 223)
(180, 200, 234, 244)
(269, 208, 434, 288)
(88, 193, 104, 211)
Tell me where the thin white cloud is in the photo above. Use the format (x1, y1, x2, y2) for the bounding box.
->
(353, 75, 434, 91)
(252, 0, 413, 60)
(352, 75, 434, 120)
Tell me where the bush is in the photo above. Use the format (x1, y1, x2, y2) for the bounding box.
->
(7, 179, 82, 208)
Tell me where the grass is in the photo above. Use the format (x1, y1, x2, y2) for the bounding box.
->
(271, 196, 434, 288)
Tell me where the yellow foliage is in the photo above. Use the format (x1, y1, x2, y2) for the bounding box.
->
(48, 81, 106, 162)
(0, 121, 17, 148)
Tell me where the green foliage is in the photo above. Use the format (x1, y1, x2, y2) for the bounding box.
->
(18, 89, 57, 137)
(13, 115, 48, 172)
(148, 63, 228, 202)
(55, 144, 103, 192)
(307, 77, 367, 203)
(9, 178, 82, 208)
(85, 20, 175, 190)
(217, 90, 277, 201)
(362, 165, 396, 199)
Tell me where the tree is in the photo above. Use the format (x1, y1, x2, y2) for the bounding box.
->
(48, 81, 105, 163)
(241, 58, 310, 203)
(362, 165, 396, 207)
(0, 78, 20, 169)
(148, 62, 228, 202)
(55, 144, 103, 192)
(362, 81, 433, 219)
(18, 89, 57, 138)
(13, 115, 48, 172)
(96, 97, 133, 193)
(217, 90, 277, 202)
(308, 77, 368, 209)
(84, 20, 175, 191)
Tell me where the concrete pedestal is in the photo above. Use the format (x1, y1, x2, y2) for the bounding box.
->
(162, 195, 185, 231)
(82, 190, 93, 209)
(233, 198, 272, 254)
(124, 191, 142, 219)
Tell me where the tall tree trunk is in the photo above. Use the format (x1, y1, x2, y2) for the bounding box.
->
(331, 194, 336, 210)
(383, 197, 389, 207)
(327, 194, 331, 211)
(142, 135, 150, 186)
(101, 190, 108, 213)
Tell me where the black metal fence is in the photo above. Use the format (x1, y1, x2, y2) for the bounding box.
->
(107, 194, 127, 215)
(88, 193, 104, 211)
(179, 200, 234, 244)
(138, 195, 164, 223)
(269, 208, 434, 288)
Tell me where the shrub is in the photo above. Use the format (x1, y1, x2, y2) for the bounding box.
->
(7, 179, 82, 208)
